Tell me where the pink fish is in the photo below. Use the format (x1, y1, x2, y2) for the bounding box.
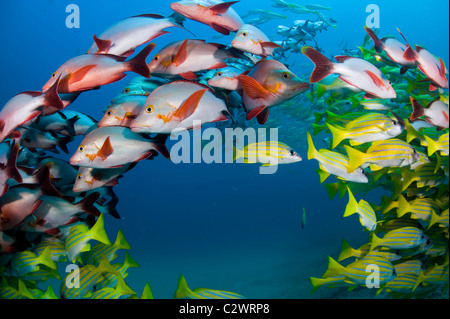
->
(130, 81, 230, 133)
(42, 43, 155, 93)
(148, 39, 234, 80)
(170, 0, 243, 35)
(364, 26, 416, 74)
(0, 142, 22, 197)
(301, 46, 396, 99)
(410, 97, 449, 129)
(231, 24, 282, 57)
(0, 79, 63, 143)
(237, 60, 309, 125)
(0, 166, 60, 231)
(403, 44, 449, 91)
(87, 13, 185, 57)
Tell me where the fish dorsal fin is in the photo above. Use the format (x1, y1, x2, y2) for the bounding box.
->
(173, 39, 189, 67)
(365, 70, 385, 89)
(130, 13, 165, 19)
(98, 136, 114, 161)
(237, 74, 270, 100)
(334, 55, 353, 63)
(93, 34, 112, 53)
(173, 89, 208, 121)
(210, 1, 239, 14)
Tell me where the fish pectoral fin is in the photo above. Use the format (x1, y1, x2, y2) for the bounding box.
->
(178, 71, 197, 80)
(210, 23, 231, 35)
(173, 39, 189, 67)
(97, 136, 114, 161)
(237, 74, 270, 100)
(66, 65, 97, 85)
(246, 105, 268, 121)
(260, 41, 283, 49)
(365, 70, 385, 89)
(173, 89, 208, 121)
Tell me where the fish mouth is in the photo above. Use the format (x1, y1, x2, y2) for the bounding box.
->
(130, 124, 150, 133)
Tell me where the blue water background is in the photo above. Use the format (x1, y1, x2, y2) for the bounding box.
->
(0, 0, 448, 298)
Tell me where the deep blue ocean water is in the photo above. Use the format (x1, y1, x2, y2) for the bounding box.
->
(0, 0, 448, 299)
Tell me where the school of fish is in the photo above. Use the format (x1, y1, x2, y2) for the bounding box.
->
(0, 0, 448, 299)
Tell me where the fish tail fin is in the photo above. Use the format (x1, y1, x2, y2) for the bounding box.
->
(98, 255, 120, 277)
(76, 192, 101, 217)
(338, 238, 356, 261)
(123, 251, 140, 269)
(396, 194, 410, 218)
(324, 182, 339, 200)
(363, 26, 383, 53)
(174, 274, 192, 299)
(233, 146, 244, 162)
(424, 135, 438, 156)
(38, 247, 57, 270)
(344, 145, 366, 173)
(369, 232, 382, 251)
(141, 282, 154, 299)
(315, 83, 327, 98)
(343, 186, 358, 218)
(168, 11, 186, 26)
(152, 134, 171, 160)
(42, 75, 64, 110)
(90, 214, 111, 245)
(35, 164, 62, 197)
(427, 210, 439, 229)
(381, 195, 399, 215)
(326, 123, 346, 149)
(127, 43, 155, 78)
(306, 131, 318, 160)
(309, 277, 326, 294)
(409, 97, 425, 121)
(18, 279, 35, 299)
(315, 168, 330, 183)
(113, 229, 131, 250)
(114, 275, 136, 297)
(413, 270, 425, 292)
(405, 120, 421, 143)
(301, 46, 334, 83)
(6, 142, 23, 183)
(323, 256, 345, 278)
(400, 168, 415, 192)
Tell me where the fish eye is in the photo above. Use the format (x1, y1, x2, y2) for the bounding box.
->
(216, 71, 223, 77)
(281, 72, 291, 79)
(106, 110, 113, 116)
(145, 105, 154, 113)
(412, 149, 417, 154)
(76, 174, 82, 181)
(289, 150, 295, 156)
(392, 120, 397, 125)
(241, 31, 248, 37)
(153, 55, 160, 61)
(78, 145, 85, 152)
(51, 72, 57, 78)
(123, 88, 130, 94)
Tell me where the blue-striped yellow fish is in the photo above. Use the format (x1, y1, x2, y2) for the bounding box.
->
(233, 141, 302, 166)
(60, 256, 120, 299)
(33, 239, 67, 263)
(94, 251, 139, 290)
(417, 261, 449, 287)
(89, 275, 135, 299)
(377, 273, 420, 295)
(65, 214, 111, 263)
(174, 275, 245, 299)
(396, 195, 440, 221)
(400, 162, 445, 192)
(0, 279, 35, 299)
(307, 132, 368, 183)
(10, 247, 56, 277)
(309, 275, 351, 294)
(338, 239, 370, 261)
(326, 112, 403, 148)
(343, 186, 377, 231)
(81, 229, 131, 266)
(424, 132, 449, 156)
(323, 256, 396, 286)
(370, 227, 430, 251)
(428, 208, 449, 229)
(344, 138, 420, 173)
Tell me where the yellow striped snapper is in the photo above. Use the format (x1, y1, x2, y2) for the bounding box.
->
(33, 238, 67, 263)
(424, 132, 449, 156)
(0, 279, 35, 299)
(307, 132, 368, 183)
(94, 251, 140, 290)
(343, 186, 377, 231)
(400, 162, 445, 193)
(89, 275, 135, 299)
(344, 139, 421, 173)
(338, 239, 370, 261)
(64, 214, 111, 263)
(370, 226, 430, 251)
(60, 256, 121, 299)
(174, 274, 245, 299)
(396, 195, 440, 221)
(9, 247, 56, 277)
(326, 112, 404, 148)
(322, 255, 396, 286)
(309, 275, 350, 294)
(233, 141, 302, 166)
(416, 260, 449, 288)
(377, 273, 420, 295)
(428, 208, 449, 229)
(81, 229, 131, 266)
